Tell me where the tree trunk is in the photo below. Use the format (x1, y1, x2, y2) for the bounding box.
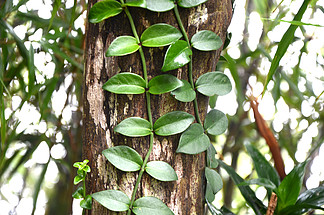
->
(83, 1, 232, 214)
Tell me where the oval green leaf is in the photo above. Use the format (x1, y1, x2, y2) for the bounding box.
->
(204, 109, 228, 135)
(176, 123, 210, 154)
(205, 167, 223, 194)
(123, 0, 146, 8)
(80, 195, 92, 210)
(148, 74, 183, 95)
(141, 23, 182, 47)
(133, 196, 174, 215)
(106, 36, 140, 57)
(145, 161, 178, 181)
(88, 0, 122, 23)
(102, 145, 143, 172)
(153, 111, 194, 136)
(191, 30, 223, 51)
(195, 71, 232, 96)
(114, 117, 152, 137)
(102, 72, 146, 94)
(171, 80, 196, 102)
(178, 0, 208, 8)
(72, 186, 84, 199)
(146, 0, 174, 12)
(161, 40, 192, 72)
(92, 190, 130, 212)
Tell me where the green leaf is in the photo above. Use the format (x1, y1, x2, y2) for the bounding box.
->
(106, 36, 140, 57)
(74, 175, 83, 185)
(153, 111, 194, 136)
(161, 40, 192, 72)
(102, 72, 146, 94)
(238, 178, 277, 190)
(146, 0, 174, 12)
(133, 196, 174, 215)
(195, 72, 232, 96)
(178, 0, 208, 8)
(103, 146, 143, 172)
(296, 186, 324, 208)
(279, 203, 324, 215)
(171, 80, 196, 102)
(204, 109, 228, 135)
(191, 30, 223, 51)
(114, 117, 152, 137)
(276, 161, 307, 211)
(148, 74, 183, 95)
(72, 186, 84, 199)
(218, 159, 267, 215)
(205, 167, 223, 194)
(205, 182, 215, 203)
(209, 94, 217, 109)
(88, 0, 123, 23)
(245, 143, 280, 187)
(263, 0, 311, 95)
(141, 23, 182, 47)
(176, 123, 210, 154)
(80, 195, 92, 210)
(124, 0, 146, 8)
(92, 190, 130, 212)
(145, 161, 178, 181)
(207, 144, 218, 169)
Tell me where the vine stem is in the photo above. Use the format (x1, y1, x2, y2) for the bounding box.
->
(122, 3, 154, 214)
(173, 4, 202, 125)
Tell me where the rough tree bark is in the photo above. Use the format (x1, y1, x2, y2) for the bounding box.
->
(83, 1, 232, 214)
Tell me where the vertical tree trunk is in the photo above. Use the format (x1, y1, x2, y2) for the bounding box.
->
(83, 1, 232, 214)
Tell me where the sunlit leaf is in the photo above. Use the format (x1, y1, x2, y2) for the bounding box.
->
(195, 72, 232, 96)
(205, 167, 223, 194)
(204, 109, 228, 135)
(88, 0, 123, 23)
(92, 190, 130, 212)
(145, 161, 178, 181)
(106, 36, 140, 57)
(133, 196, 174, 215)
(178, 0, 208, 8)
(80, 195, 92, 210)
(124, 0, 146, 8)
(148, 74, 183, 94)
(72, 186, 84, 199)
(171, 80, 196, 102)
(114, 117, 152, 137)
(191, 30, 222, 51)
(146, 0, 174, 12)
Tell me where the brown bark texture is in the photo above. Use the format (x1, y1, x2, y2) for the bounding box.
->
(83, 1, 232, 214)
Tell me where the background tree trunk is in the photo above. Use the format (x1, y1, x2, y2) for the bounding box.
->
(83, 1, 232, 214)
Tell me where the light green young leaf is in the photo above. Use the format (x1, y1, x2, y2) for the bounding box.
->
(148, 74, 183, 94)
(92, 190, 130, 212)
(146, 0, 174, 12)
(204, 109, 228, 135)
(102, 72, 146, 94)
(72, 186, 84, 199)
(103, 146, 143, 172)
(171, 80, 196, 102)
(161, 40, 192, 72)
(114, 117, 152, 137)
(124, 0, 146, 8)
(145, 161, 178, 181)
(133, 196, 174, 215)
(205, 167, 223, 194)
(80, 195, 92, 210)
(141, 23, 182, 47)
(178, 0, 208, 8)
(195, 72, 232, 96)
(191, 30, 223, 51)
(106, 36, 140, 57)
(176, 123, 210, 154)
(153, 111, 194, 136)
(88, 0, 123, 23)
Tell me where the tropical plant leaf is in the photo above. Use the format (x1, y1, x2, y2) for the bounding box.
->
(238, 178, 277, 190)
(145, 161, 178, 181)
(80, 195, 92, 210)
(178, 0, 208, 8)
(106, 36, 140, 57)
(133, 196, 174, 215)
(204, 109, 228, 135)
(103, 146, 143, 172)
(141, 23, 182, 47)
(153, 111, 194, 136)
(205, 167, 223, 194)
(114, 117, 152, 137)
(195, 72, 232, 96)
(148, 74, 183, 94)
(92, 190, 130, 212)
(102, 72, 146, 94)
(146, 0, 175, 12)
(171, 80, 196, 102)
(72, 186, 84, 199)
(88, 0, 123, 23)
(191, 30, 223, 51)
(124, 0, 146, 8)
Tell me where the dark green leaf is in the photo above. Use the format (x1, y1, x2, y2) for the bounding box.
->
(74, 175, 83, 185)
(171, 80, 196, 102)
(206, 200, 225, 215)
(195, 72, 232, 96)
(80, 195, 92, 210)
(207, 144, 218, 168)
(102, 72, 146, 94)
(238, 178, 277, 190)
(297, 186, 324, 207)
(88, 0, 123, 23)
(72, 186, 84, 199)
(145, 161, 178, 181)
(178, 0, 208, 8)
(153, 111, 194, 136)
(279, 203, 324, 215)
(161, 40, 192, 72)
(146, 0, 174, 12)
(106, 36, 140, 57)
(191, 30, 223, 51)
(218, 160, 267, 215)
(205, 183, 215, 203)
(276, 161, 308, 211)
(92, 190, 130, 212)
(133, 196, 174, 215)
(245, 143, 280, 187)
(205, 167, 223, 194)
(124, 0, 146, 8)
(114, 117, 152, 137)
(103, 146, 143, 172)
(176, 123, 210, 154)
(148, 74, 183, 94)
(204, 109, 228, 135)
(141, 23, 182, 47)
